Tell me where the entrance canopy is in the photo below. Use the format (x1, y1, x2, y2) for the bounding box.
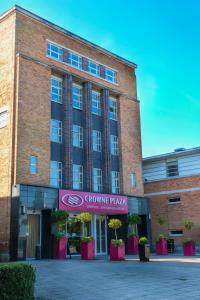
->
(59, 189, 128, 214)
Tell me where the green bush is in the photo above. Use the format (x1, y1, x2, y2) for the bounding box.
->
(0, 262, 36, 300)
(81, 236, 94, 242)
(139, 236, 148, 245)
(111, 239, 123, 247)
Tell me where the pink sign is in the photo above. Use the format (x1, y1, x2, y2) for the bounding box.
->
(59, 189, 128, 214)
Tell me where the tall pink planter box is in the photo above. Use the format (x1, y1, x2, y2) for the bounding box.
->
(128, 236, 139, 255)
(156, 239, 168, 255)
(110, 242, 125, 261)
(183, 242, 196, 256)
(53, 237, 67, 259)
(81, 240, 95, 260)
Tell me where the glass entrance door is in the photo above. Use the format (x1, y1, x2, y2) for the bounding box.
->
(96, 216, 107, 255)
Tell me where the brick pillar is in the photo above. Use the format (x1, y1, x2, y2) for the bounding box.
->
(83, 82, 93, 191)
(62, 74, 73, 189)
(102, 89, 111, 193)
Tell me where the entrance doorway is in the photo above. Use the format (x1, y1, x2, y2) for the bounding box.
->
(95, 215, 107, 255)
(26, 213, 41, 258)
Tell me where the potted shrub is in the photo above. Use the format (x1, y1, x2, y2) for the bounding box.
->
(127, 214, 141, 255)
(108, 218, 125, 261)
(76, 212, 95, 260)
(138, 237, 150, 262)
(155, 215, 168, 255)
(51, 210, 69, 259)
(182, 219, 195, 256)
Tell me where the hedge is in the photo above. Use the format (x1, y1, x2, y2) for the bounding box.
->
(0, 262, 36, 300)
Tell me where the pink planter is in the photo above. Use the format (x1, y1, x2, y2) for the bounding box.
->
(81, 240, 95, 260)
(128, 235, 139, 255)
(110, 242, 125, 261)
(53, 237, 67, 259)
(156, 239, 168, 255)
(183, 242, 196, 256)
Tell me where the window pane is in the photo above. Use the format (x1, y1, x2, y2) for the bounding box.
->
(51, 77, 62, 103)
(30, 156, 37, 175)
(50, 161, 62, 187)
(109, 97, 117, 120)
(91, 91, 101, 115)
(73, 164, 83, 190)
(72, 84, 83, 109)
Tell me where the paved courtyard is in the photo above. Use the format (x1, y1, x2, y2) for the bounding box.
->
(32, 255, 200, 300)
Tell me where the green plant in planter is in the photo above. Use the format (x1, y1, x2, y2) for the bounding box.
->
(182, 219, 195, 244)
(76, 212, 93, 241)
(156, 215, 167, 241)
(182, 238, 195, 245)
(108, 218, 123, 247)
(139, 236, 148, 245)
(127, 214, 141, 237)
(156, 233, 167, 242)
(51, 210, 69, 239)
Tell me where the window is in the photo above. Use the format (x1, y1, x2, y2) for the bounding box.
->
(51, 77, 62, 103)
(50, 161, 62, 187)
(72, 84, 83, 109)
(110, 135, 119, 155)
(109, 97, 117, 120)
(73, 125, 83, 148)
(47, 42, 63, 61)
(93, 168, 102, 192)
(30, 156, 38, 175)
(166, 160, 179, 177)
(51, 119, 62, 143)
(92, 130, 102, 152)
(0, 109, 7, 129)
(111, 171, 120, 194)
(88, 60, 100, 76)
(131, 173, 136, 189)
(73, 164, 83, 190)
(105, 68, 117, 83)
(69, 52, 82, 69)
(168, 197, 181, 204)
(91, 91, 101, 115)
(169, 230, 183, 237)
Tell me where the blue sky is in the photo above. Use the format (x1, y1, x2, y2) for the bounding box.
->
(1, 0, 200, 157)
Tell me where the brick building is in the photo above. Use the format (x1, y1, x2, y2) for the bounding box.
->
(0, 5, 150, 261)
(143, 147, 200, 252)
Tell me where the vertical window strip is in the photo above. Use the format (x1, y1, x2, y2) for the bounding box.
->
(93, 168, 102, 192)
(109, 97, 117, 120)
(91, 91, 101, 115)
(50, 161, 62, 187)
(51, 119, 62, 143)
(92, 130, 102, 152)
(51, 77, 62, 103)
(73, 164, 83, 190)
(73, 125, 83, 148)
(110, 135, 118, 155)
(72, 84, 83, 109)
(111, 171, 120, 194)
(30, 156, 38, 175)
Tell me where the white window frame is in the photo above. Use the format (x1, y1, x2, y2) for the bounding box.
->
(91, 90, 101, 115)
(110, 135, 119, 155)
(73, 164, 83, 190)
(51, 77, 62, 103)
(93, 168, 102, 192)
(88, 60, 100, 76)
(73, 125, 83, 148)
(30, 156, 38, 175)
(92, 130, 102, 152)
(69, 52, 82, 69)
(50, 161, 62, 187)
(105, 68, 117, 83)
(111, 171, 120, 194)
(169, 230, 183, 237)
(109, 97, 117, 121)
(51, 119, 62, 143)
(72, 84, 83, 110)
(47, 42, 63, 61)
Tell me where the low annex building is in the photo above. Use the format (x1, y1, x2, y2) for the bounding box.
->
(0, 5, 150, 261)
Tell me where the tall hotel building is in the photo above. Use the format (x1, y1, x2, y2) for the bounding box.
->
(0, 5, 150, 261)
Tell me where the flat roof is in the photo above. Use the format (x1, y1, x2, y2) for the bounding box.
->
(0, 5, 137, 69)
(143, 147, 200, 162)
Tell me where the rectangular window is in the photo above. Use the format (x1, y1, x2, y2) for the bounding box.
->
(105, 68, 117, 83)
(111, 171, 120, 194)
(168, 197, 181, 204)
(93, 168, 102, 192)
(51, 119, 62, 143)
(73, 164, 83, 190)
(0, 110, 7, 129)
(131, 173, 136, 189)
(30, 156, 38, 175)
(91, 90, 101, 115)
(109, 97, 117, 120)
(47, 42, 63, 61)
(88, 60, 100, 76)
(169, 230, 183, 237)
(166, 160, 179, 177)
(51, 77, 62, 103)
(92, 130, 102, 152)
(110, 135, 119, 155)
(50, 161, 62, 187)
(73, 125, 83, 148)
(69, 52, 82, 69)
(72, 84, 83, 109)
